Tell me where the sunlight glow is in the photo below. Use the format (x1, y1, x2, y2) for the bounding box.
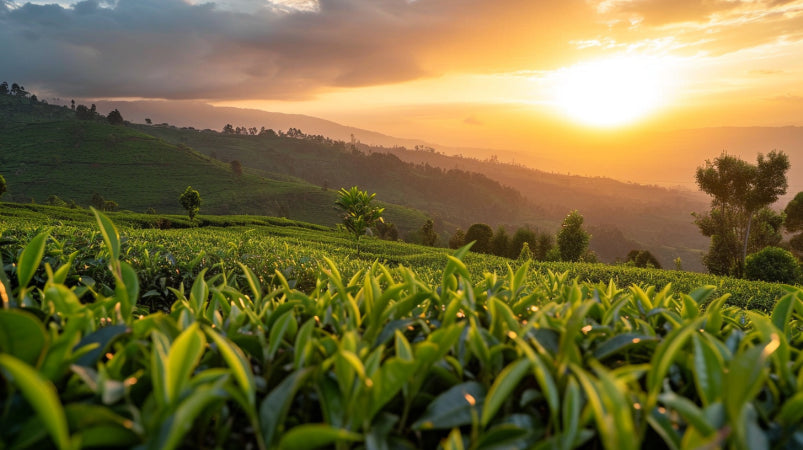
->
(551, 56, 671, 127)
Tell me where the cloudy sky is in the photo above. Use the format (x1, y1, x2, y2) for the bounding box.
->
(3, 0, 803, 150)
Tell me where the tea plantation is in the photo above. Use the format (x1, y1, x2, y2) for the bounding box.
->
(1, 205, 801, 449)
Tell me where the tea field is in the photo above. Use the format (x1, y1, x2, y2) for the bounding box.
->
(1, 205, 802, 449)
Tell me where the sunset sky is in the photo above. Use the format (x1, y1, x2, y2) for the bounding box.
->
(3, 0, 803, 152)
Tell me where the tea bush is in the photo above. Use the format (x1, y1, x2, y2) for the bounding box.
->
(745, 246, 801, 284)
(1, 210, 802, 449)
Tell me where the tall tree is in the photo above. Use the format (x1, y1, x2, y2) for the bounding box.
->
(490, 226, 510, 257)
(694, 151, 789, 275)
(420, 219, 438, 247)
(107, 109, 124, 125)
(464, 223, 494, 254)
(557, 210, 590, 262)
(179, 186, 201, 221)
(335, 186, 384, 254)
(785, 192, 803, 259)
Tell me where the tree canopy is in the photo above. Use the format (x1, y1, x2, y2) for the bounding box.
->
(464, 223, 494, 254)
(694, 151, 789, 276)
(557, 210, 590, 262)
(179, 186, 201, 220)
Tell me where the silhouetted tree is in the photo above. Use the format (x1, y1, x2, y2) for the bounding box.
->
(107, 109, 124, 125)
(694, 151, 789, 276)
(449, 228, 466, 249)
(75, 104, 94, 120)
(179, 186, 201, 220)
(0, 82, 7, 95)
(421, 219, 438, 247)
(490, 226, 510, 257)
(557, 210, 590, 262)
(91, 192, 106, 210)
(223, 124, 235, 134)
(145, 118, 152, 125)
(509, 227, 537, 259)
(626, 250, 662, 269)
(70, 99, 75, 110)
(465, 223, 494, 254)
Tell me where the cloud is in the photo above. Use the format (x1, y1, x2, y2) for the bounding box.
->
(0, 0, 596, 101)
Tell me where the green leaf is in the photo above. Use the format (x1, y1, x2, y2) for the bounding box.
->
(73, 325, 129, 368)
(260, 367, 313, 446)
(189, 268, 209, 315)
(412, 382, 485, 430)
(0, 354, 70, 450)
(237, 262, 263, 303)
(481, 358, 531, 427)
(278, 424, 362, 450)
(0, 309, 48, 366)
(647, 318, 702, 406)
(205, 326, 255, 406)
(152, 382, 228, 450)
(560, 378, 582, 450)
(770, 292, 797, 336)
(592, 333, 658, 361)
(92, 208, 120, 262)
(659, 391, 715, 436)
(369, 358, 417, 418)
(442, 428, 466, 450)
(267, 310, 294, 361)
(17, 229, 49, 288)
(166, 322, 205, 404)
(691, 334, 723, 407)
(64, 403, 140, 448)
(724, 339, 775, 428)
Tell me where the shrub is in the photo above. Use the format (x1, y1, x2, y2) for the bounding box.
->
(744, 246, 801, 284)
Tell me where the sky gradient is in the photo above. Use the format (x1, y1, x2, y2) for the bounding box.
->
(3, 0, 803, 151)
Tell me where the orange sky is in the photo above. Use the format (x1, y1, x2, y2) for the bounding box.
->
(5, 0, 803, 153)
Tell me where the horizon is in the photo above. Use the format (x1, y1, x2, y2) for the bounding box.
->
(3, 0, 803, 191)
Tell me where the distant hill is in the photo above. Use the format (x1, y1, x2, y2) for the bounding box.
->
(89, 100, 430, 149)
(0, 97, 429, 232)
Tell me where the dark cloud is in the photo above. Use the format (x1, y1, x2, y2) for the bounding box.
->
(0, 0, 592, 100)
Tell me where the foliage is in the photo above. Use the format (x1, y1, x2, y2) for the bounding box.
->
(557, 210, 590, 262)
(107, 108, 124, 125)
(626, 250, 662, 269)
(335, 186, 384, 251)
(745, 246, 801, 284)
(0, 212, 802, 450)
(465, 223, 494, 254)
(179, 186, 201, 220)
(695, 151, 790, 276)
(420, 219, 438, 246)
(786, 192, 803, 232)
(449, 228, 466, 249)
(0, 174, 6, 199)
(517, 241, 533, 261)
(490, 226, 510, 257)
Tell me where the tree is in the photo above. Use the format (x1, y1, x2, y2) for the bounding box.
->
(509, 227, 537, 259)
(557, 210, 590, 262)
(335, 186, 384, 254)
(0, 82, 7, 95)
(421, 219, 438, 246)
(179, 186, 201, 220)
(449, 228, 466, 249)
(375, 221, 399, 241)
(490, 226, 510, 257)
(626, 250, 662, 269)
(785, 192, 803, 232)
(464, 223, 494, 254)
(145, 118, 152, 125)
(744, 247, 800, 284)
(694, 151, 790, 275)
(0, 174, 6, 199)
(91, 192, 106, 210)
(107, 109, 124, 125)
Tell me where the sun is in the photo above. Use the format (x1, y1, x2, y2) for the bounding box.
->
(552, 56, 668, 127)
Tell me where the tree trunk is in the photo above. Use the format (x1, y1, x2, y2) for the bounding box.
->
(743, 212, 753, 265)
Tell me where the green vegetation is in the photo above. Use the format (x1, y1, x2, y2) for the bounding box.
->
(745, 247, 801, 284)
(179, 186, 202, 221)
(694, 151, 790, 276)
(0, 209, 801, 449)
(557, 210, 591, 262)
(335, 187, 385, 254)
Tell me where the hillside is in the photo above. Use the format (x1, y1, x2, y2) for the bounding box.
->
(0, 99, 428, 233)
